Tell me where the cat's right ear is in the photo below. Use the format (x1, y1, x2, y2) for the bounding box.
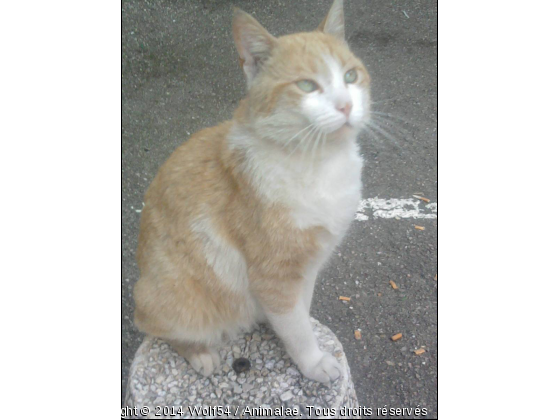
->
(233, 8, 277, 86)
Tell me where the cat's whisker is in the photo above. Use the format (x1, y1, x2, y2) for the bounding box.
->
(372, 111, 413, 125)
(366, 124, 394, 144)
(363, 125, 393, 151)
(284, 126, 314, 155)
(369, 97, 402, 106)
(370, 116, 413, 143)
(370, 106, 417, 140)
(300, 125, 321, 161)
(373, 116, 415, 143)
(289, 124, 317, 157)
(365, 121, 403, 150)
(282, 123, 314, 150)
(309, 127, 324, 168)
(319, 130, 327, 158)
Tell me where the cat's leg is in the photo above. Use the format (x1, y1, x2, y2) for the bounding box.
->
(264, 298, 342, 383)
(302, 243, 336, 313)
(166, 339, 221, 377)
(302, 270, 318, 314)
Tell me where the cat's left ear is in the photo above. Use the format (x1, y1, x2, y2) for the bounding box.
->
(317, 0, 345, 41)
(233, 8, 277, 85)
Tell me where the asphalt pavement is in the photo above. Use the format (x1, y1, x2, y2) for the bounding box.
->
(122, 1, 437, 417)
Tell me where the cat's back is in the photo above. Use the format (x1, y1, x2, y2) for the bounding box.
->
(137, 121, 235, 261)
(151, 121, 233, 193)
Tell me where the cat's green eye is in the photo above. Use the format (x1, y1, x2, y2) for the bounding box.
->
(296, 80, 319, 93)
(344, 69, 358, 84)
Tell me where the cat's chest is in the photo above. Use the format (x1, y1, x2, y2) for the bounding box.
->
(288, 160, 362, 235)
(252, 147, 363, 236)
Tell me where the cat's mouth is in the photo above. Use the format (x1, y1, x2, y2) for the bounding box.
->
(338, 121, 354, 132)
(329, 122, 354, 135)
(321, 120, 356, 136)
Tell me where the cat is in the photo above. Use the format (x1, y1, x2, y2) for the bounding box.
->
(133, 0, 371, 384)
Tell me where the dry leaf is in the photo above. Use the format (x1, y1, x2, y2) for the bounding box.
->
(391, 333, 403, 341)
(390, 280, 399, 290)
(354, 330, 362, 340)
(413, 195, 430, 203)
(339, 296, 351, 301)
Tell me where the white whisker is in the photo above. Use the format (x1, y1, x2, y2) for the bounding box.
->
(309, 127, 324, 169)
(289, 124, 317, 157)
(369, 97, 402, 106)
(371, 116, 411, 140)
(372, 111, 412, 125)
(282, 123, 314, 150)
(300, 125, 320, 159)
(366, 121, 403, 150)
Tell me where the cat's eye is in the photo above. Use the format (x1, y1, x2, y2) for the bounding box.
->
(344, 69, 358, 84)
(296, 80, 319, 93)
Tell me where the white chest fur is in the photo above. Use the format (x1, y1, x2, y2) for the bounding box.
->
(285, 148, 362, 236)
(236, 134, 363, 237)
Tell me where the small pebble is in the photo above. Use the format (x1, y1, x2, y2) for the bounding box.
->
(125, 320, 360, 412)
(280, 390, 294, 401)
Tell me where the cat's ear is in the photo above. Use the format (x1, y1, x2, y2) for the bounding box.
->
(233, 8, 277, 85)
(317, 0, 345, 41)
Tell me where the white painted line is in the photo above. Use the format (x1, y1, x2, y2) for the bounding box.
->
(355, 197, 437, 221)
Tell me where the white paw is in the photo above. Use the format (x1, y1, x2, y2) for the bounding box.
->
(186, 348, 221, 377)
(301, 352, 343, 383)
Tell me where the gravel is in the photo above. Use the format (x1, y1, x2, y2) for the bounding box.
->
(125, 319, 359, 419)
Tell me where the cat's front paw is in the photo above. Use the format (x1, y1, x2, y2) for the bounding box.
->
(186, 348, 221, 377)
(300, 352, 343, 383)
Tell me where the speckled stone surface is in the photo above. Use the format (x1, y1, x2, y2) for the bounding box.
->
(125, 318, 360, 419)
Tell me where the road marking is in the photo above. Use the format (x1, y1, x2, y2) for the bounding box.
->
(356, 197, 437, 221)
(131, 198, 437, 221)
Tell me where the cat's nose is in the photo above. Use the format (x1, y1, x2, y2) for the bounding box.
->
(337, 102, 353, 118)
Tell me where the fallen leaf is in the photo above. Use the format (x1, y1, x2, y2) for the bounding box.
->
(413, 195, 430, 203)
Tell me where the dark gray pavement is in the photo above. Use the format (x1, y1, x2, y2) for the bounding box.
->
(122, 1, 437, 417)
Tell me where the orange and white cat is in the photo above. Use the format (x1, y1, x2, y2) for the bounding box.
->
(134, 0, 370, 383)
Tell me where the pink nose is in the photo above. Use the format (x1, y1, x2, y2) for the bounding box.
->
(337, 102, 353, 118)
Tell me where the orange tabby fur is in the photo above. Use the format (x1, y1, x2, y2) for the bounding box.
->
(134, 121, 324, 336)
(133, 0, 371, 382)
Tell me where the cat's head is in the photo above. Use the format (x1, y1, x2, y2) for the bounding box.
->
(232, 0, 370, 149)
